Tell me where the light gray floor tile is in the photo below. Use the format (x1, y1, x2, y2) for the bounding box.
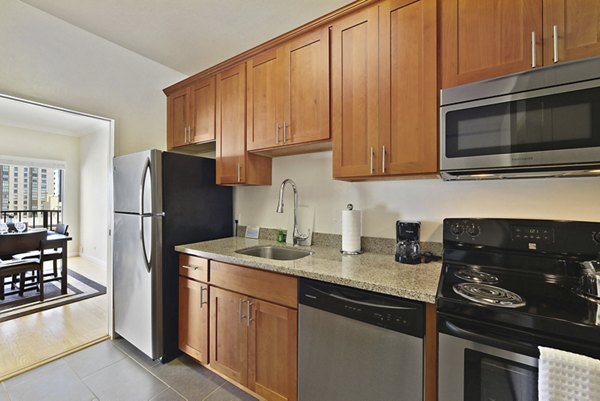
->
(149, 387, 186, 401)
(0, 385, 9, 401)
(204, 382, 258, 401)
(112, 338, 161, 369)
(65, 340, 126, 379)
(150, 354, 224, 401)
(3, 359, 67, 391)
(6, 363, 95, 401)
(83, 357, 167, 401)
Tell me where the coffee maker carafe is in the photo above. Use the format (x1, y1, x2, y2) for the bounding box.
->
(395, 221, 421, 264)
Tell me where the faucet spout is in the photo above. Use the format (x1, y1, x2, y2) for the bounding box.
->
(275, 178, 307, 246)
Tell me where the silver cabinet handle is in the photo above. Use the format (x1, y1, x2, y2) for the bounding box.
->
(370, 146, 374, 175)
(246, 301, 254, 326)
(382, 145, 386, 174)
(181, 264, 199, 271)
(200, 286, 207, 307)
(553, 25, 558, 63)
(239, 298, 245, 322)
(237, 163, 241, 183)
(531, 31, 536, 68)
(276, 123, 280, 144)
(283, 123, 288, 144)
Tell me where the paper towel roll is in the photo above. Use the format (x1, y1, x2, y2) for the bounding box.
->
(342, 208, 362, 254)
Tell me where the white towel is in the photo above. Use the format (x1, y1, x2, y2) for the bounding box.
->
(538, 346, 600, 401)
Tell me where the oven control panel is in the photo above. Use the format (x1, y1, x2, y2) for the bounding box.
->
(511, 226, 554, 243)
(443, 218, 600, 255)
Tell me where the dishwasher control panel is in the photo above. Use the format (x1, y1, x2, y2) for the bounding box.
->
(299, 278, 425, 338)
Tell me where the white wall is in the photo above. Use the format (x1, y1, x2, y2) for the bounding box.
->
(0, 0, 185, 156)
(235, 151, 600, 242)
(0, 124, 80, 253)
(79, 125, 110, 265)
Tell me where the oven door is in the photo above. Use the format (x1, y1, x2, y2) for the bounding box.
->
(438, 315, 539, 401)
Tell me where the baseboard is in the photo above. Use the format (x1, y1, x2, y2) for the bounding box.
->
(79, 252, 106, 267)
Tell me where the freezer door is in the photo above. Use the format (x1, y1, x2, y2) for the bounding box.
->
(114, 149, 161, 214)
(113, 212, 161, 359)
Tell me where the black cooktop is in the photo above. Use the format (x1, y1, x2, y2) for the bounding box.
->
(437, 218, 600, 351)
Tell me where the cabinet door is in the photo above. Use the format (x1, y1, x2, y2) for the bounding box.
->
(379, 0, 438, 176)
(331, 5, 380, 178)
(210, 287, 248, 385)
(247, 299, 297, 401)
(440, 0, 543, 88)
(167, 87, 189, 149)
(247, 49, 281, 151)
(216, 64, 247, 184)
(190, 76, 216, 144)
(544, 0, 600, 65)
(282, 28, 330, 146)
(178, 277, 209, 364)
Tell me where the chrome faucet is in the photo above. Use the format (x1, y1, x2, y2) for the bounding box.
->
(276, 178, 308, 246)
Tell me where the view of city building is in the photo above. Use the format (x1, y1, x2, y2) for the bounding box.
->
(0, 164, 63, 226)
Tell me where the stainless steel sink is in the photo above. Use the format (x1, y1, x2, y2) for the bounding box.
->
(235, 245, 313, 261)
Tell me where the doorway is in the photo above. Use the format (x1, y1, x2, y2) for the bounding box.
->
(0, 93, 114, 379)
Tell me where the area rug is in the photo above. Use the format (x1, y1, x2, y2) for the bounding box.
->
(0, 270, 106, 322)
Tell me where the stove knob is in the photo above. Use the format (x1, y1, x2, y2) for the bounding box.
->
(467, 224, 481, 237)
(450, 224, 464, 235)
(594, 232, 600, 244)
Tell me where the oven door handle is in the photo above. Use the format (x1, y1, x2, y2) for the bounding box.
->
(443, 319, 539, 357)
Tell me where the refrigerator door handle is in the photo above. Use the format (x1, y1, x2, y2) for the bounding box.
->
(140, 157, 152, 215)
(140, 215, 152, 273)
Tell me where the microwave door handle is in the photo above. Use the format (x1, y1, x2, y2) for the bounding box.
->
(531, 31, 536, 68)
(443, 319, 538, 357)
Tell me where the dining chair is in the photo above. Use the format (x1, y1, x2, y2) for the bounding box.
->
(0, 230, 47, 301)
(14, 223, 68, 278)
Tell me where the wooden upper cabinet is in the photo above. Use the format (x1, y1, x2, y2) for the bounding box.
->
(332, 0, 437, 179)
(282, 28, 330, 147)
(379, 0, 437, 175)
(216, 64, 272, 186)
(543, 0, 600, 65)
(167, 76, 216, 149)
(247, 49, 281, 151)
(167, 87, 189, 149)
(331, 5, 380, 178)
(440, 0, 543, 88)
(247, 27, 330, 152)
(190, 76, 216, 144)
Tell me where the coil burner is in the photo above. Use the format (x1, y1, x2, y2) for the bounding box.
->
(454, 269, 499, 284)
(453, 283, 526, 308)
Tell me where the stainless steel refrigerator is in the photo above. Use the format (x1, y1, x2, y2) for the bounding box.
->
(113, 149, 232, 362)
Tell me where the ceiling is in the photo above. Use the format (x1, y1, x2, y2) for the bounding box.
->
(20, 0, 354, 76)
(0, 95, 110, 137)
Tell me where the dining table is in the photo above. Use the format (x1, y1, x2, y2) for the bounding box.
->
(0, 228, 72, 295)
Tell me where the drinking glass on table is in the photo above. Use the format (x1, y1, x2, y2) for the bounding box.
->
(15, 221, 26, 233)
(0, 222, 8, 234)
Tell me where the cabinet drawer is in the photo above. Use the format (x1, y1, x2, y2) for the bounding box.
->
(179, 254, 209, 282)
(211, 261, 297, 308)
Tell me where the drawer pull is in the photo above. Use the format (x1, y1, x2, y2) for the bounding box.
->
(181, 265, 199, 271)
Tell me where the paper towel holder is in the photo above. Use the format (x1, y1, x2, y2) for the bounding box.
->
(341, 204, 363, 255)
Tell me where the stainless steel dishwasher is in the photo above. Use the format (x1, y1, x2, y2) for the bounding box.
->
(298, 278, 424, 401)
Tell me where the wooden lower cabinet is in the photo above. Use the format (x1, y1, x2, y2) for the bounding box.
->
(248, 299, 298, 401)
(178, 276, 209, 364)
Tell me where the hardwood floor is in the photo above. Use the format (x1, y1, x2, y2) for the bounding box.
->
(0, 257, 109, 381)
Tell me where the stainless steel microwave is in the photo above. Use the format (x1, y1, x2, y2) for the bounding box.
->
(440, 56, 600, 180)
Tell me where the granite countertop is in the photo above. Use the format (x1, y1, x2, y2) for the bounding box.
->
(175, 237, 442, 304)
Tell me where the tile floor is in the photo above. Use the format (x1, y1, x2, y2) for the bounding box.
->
(0, 339, 258, 401)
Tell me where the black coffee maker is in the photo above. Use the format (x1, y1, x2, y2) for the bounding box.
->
(395, 221, 421, 264)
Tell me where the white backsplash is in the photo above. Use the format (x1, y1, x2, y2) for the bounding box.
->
(234, 151, 600, 242)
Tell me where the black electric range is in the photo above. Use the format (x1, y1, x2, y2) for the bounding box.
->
(437, 218, 600, 359)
